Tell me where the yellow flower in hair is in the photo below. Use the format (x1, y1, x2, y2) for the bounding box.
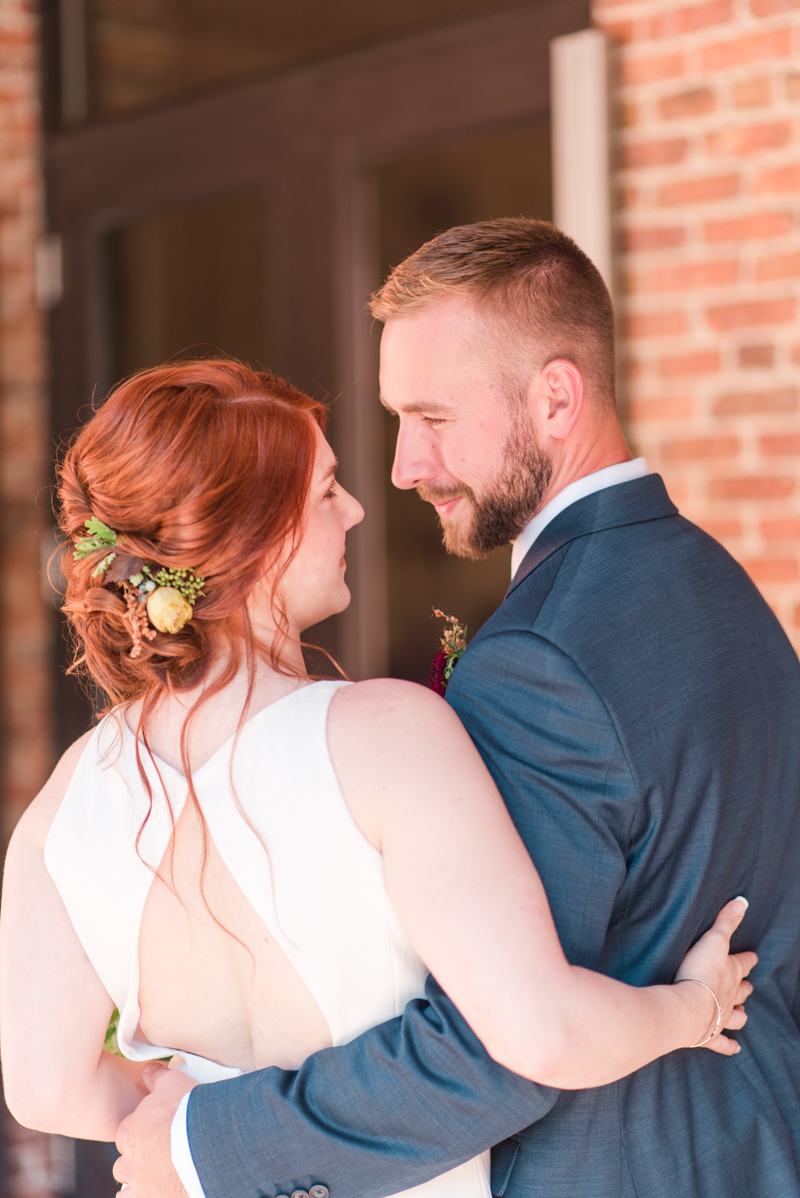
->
(146, 586, 193, 634)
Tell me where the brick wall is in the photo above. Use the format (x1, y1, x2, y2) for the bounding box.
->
(0, 0, 53, 839)
(595, 0, 800, 650)
(0, 5, 57, 1193)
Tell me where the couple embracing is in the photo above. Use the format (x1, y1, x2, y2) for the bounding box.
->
(2, 218, 800, 1198)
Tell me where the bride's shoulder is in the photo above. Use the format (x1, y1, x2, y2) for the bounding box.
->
(332, 677, 466, 732)
(327, 680, 488, 848)
(10, 729, 95, 852)
(328, 677, 475, 766)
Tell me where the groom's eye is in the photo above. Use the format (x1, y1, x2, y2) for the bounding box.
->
(423, 416, 445, 426)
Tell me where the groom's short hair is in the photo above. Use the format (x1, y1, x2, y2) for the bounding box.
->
(369, 218, 616, 410)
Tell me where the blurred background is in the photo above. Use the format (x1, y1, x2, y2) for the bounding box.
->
(0, 0, 799, 1192)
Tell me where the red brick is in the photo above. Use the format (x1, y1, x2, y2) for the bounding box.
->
(733, 76, 772, 107)
(750, 0, 800, 13)
(627, 397, 694, 421)
(788, 74, 800, 101)
(661, 350, 721, 376)
(702, 519, 743, 539)
(659, 173, 739, 206)
(707, 121, 792, 157)
(739, 344, 774, 367)
(632, 259, 738, 292)
(622, 53, 685, 86)
(646, 0, 734, 38)
(743, 558, 800, 582)
(760, 434, 800, 455)
(714, 387, 797, 414)
(619, 101, 640, 127)
(627, 311, 688, 337)
(659, 88, 716, 120)
(756, 252, 800, 281)
(757, 163, 800, 193)
(762, 519, 800, 538)
(710, 476, 795, 499)
(622, 138, 688, 169)
(707, 297, 795, 329)
(622, 226, 686, 252)
(663, 436, 740, 459)
(702, 28, 792, 71)
(602, 19, 635, 42)
(704, 211, 793, 242)
(595, 0, 654, 8)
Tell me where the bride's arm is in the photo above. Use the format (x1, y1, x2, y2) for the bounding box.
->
(329, 680, 756, 1090)
(0, 739, 149, 1140)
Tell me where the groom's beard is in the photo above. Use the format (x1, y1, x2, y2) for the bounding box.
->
(418, 420, 553, 560)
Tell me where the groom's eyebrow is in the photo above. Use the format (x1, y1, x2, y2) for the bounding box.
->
(379, 395, 454, 415)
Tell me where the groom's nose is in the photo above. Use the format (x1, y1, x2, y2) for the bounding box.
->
(391, 423, 438, 491)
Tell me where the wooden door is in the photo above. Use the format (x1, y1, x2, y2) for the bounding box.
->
(47, 0, 589, 748)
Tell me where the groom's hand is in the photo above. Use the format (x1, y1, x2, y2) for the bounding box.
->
(114, 1063, 197, 1198)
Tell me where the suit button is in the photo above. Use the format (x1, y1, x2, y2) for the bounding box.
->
(310, 1190, 329, 1198)
(291, 1192, 310, 1198)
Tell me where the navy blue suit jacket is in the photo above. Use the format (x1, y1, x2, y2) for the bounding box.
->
(188, 475, 800, 1198)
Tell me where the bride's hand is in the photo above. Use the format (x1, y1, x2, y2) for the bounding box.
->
(674, 897, 757, 1056)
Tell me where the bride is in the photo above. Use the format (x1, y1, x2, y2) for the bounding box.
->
(0, 360, 754, 1198)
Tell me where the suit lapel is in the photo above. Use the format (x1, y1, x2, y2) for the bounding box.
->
(507, 473, 678, 598)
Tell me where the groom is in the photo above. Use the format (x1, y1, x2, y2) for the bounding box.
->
(116, 219, 800, 1197)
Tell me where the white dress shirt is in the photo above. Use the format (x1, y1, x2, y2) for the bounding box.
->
(510, 458, 651, 579)
(170, 458, 654, 1198)
(172, 1092, 205, 1198)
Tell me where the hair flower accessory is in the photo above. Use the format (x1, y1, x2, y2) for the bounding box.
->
(429, 609, 468, 697)
(73, 518, 205, 657)
(146, 587, 193, 634)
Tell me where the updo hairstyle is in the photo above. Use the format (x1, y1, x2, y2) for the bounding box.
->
(58, 359, 326, 709)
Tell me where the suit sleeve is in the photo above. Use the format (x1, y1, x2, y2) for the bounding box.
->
(187, 630, 638, 1198)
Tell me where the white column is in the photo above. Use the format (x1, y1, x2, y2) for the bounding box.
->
(550, 28, 613, 294)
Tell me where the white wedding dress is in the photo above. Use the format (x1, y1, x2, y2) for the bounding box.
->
(44, 680, 491, 1198)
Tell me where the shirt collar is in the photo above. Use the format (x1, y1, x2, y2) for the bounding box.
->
(510, 457, 651, 579)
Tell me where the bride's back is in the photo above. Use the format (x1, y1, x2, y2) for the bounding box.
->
(131, 671, 335, 1072)
(136, 685, 335, 1073)
(46, 680, 427, 1077)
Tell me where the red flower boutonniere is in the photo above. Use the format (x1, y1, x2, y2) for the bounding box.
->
(429, 609, 468, 696)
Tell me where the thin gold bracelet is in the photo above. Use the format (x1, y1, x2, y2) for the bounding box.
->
(679, 978, 723, 1046)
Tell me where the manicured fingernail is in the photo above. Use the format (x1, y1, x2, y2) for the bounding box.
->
(733, 895, 749, 913)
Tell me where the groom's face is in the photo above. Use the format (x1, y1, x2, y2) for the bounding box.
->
(380, 297, 552, 559)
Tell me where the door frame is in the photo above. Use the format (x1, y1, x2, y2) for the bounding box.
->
(46, 0, 590, 727)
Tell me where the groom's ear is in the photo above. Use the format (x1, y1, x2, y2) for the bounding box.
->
(528, 359, 584, 443)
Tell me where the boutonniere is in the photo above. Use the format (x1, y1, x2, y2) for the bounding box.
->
(429, 609, 468, 696)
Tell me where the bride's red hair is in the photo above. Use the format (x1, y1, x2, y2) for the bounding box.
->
(58, 359, 327, 707)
